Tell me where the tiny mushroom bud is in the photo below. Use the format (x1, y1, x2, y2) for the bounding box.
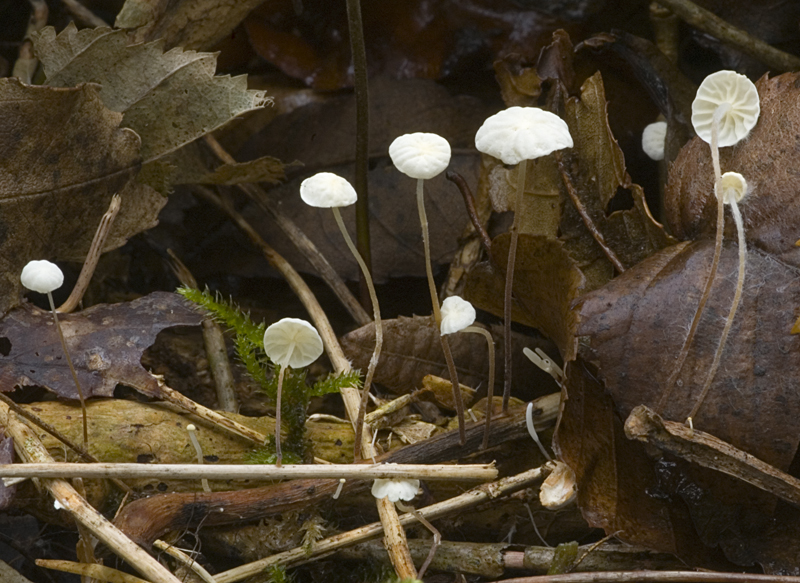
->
(20, 260, 63, 294)
(641, 121, 667, 161)
(719, 171, 748, 204)
(371, 477, 420, 503)
(388, 132, 451, 180)
(263, 318, 323, 466)
(439, 296, 476, 335)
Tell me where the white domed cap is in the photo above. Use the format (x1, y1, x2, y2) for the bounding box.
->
(371, 477, 420, 502)
(475, 107, 573, 165)
(300, 172, 357, 208)
(389, 133, 451, 180)
(440, 296, 476, 335)
(691, 70, 760, 148)
(21, 260, 64, 294)
(263, 317, 324, 369)
(642, 121, 667, 161)
(719, 171, 748, 204)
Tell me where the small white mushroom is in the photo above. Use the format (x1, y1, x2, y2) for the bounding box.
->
(475, 107, 572, 418)
(539, 461, 577, 510)
(719, 171, 748, 204)
(691, 70, 759, 148)
(389, 132, 451, 180)
(21, 260, 88, 452)
(439, 296, 476, 335)
(641, 121, 667, 161)
(263, 318, 323, 466)
(299, 171, 383, 461)
(371, 477, 420, 503)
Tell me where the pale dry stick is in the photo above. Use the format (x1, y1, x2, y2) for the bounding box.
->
(167, 249, 238, 412)
(12, 0, 47, 83)
(655, 0, 800, 72)
(656, 109, 725, 414)
(194, 186, 415, 577)
(0, 462, 497, 483)
(153, 541, 216, 583)
(36, 560, 148, 583)
(416, 177, 466, 445)
(60, 0, 108, 27)
(0, 402, 183, 583)
(214, 465, 551, 583)
(58, 194, 121, 314)
(500, 572, 800, 583)
(201, 136, 370, 327)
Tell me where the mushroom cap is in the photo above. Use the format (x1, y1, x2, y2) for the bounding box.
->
(20, 260, 63, 294)
(371, 477, 420, 503)
(300, 172, 357, 208)
(440, 296, 476, 335)
(539, 461, 577, 510)
(642, 121, 667, 161)
(691, 70, 760, 148)
(719, 171, 748, 204)
(388, 132, 451, 180)
(475, 106, 573, 165)
(263, 317, 324, 369)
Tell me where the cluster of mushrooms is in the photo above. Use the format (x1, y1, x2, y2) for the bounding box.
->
(17, 66, 763, 579)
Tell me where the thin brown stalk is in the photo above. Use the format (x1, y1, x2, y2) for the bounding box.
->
(446, 170, 492, 255)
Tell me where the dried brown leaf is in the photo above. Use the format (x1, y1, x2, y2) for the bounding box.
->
(0, 292, 204, 400)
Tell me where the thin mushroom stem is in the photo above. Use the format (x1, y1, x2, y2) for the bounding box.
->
(47, 291, 88, 451)
(688, 193, 746, 422)
(657, 107, 726, 414)
(186, 424, 211, 493)
(331, 206, 383, 462)
(396, 501, 441, 579)
(503, 160, 528, 413)
(416, 178, 466, 444)
(463, 325, 496, 450)
(274, 366, 286, 467)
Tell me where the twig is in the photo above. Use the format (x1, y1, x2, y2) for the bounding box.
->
(58, 192, 121, 313)
(557, 154, 626, 274)
(167, 249, 238, 412)
(12, 0, 47, 84)
(446, 170, 492, 256)
(0, 402, 183, 583)
(500, 572, 800, 582)
(59, 0, 108, 27)
(214, 465, 551, 583)
(202, 136, 370, 327)
(655, 0, 800, 72)
(625, 405, 800, 508)
(0, 462, 498, 483)
(36, 560, 148, 583)
(153, 541, 216, 583)
(345, 0, 373, 314)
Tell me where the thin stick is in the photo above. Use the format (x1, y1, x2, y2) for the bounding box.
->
(153, 541, 216, 583)
(446, 170, 492, 255)
(687, 196, 746, 421)
(59, 0, 108, 27)
(655, 0, 800, 72)
(201, 138, 370, 326)
(332, 207, 383, 462)
(0, 402, 183, 583)
(345, 0, 373, 311)
(58, 194, 121, 314)
(397, 502, 441, 579)
(213, 465, 550, 583)
(47, 292, 88, 451)
(36, 560, 149, 583)
(463, 326, 495, 450)
(417, 178, 466, 444)
(657, 108, 725, 414)
(500, 572, 800, 583)
(503, 161, 527, 413)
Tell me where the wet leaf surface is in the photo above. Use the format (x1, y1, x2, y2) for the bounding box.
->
(0, 292, 204, 400)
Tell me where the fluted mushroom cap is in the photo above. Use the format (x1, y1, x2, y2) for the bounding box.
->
(642, 121, 667, 161)
(440, 296, 476, 335)
(475, 107, 573, 165)
(21, 260, 63, 294)
(691, 70, 760, 148)
(389, 132, 451, 180)
(300, 172, 357, 208)
(371, 477, 420, 502)
(263, 318, 324, 369)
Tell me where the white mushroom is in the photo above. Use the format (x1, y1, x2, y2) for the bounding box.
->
(642, 121, 667, 161)
(389, 132, 468, 444)
(263, 317, 323, 466)
(21, 260, 88, 451)
(439, 296, 476, 335)
(371, 477, 420, 503)
(299, 172, 383, 461)
(475, 107, 572, 420)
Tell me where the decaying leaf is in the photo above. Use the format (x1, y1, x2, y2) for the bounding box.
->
(0, 79, 158, 314)
(0, 292, 204, 400)
(32, 23, 269, 162)
(340, 316, 560, 400)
